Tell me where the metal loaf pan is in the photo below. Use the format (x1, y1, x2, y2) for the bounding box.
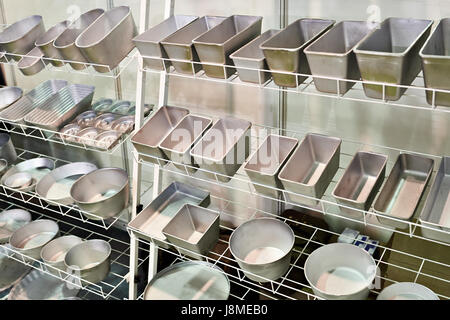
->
(131, 105, 189, 164)
(0, 15, 45, 61)
(162, 204, 220, 260)
(333, 151, 388, 220)
(260, 18, 335, 88)
(354, 17, 433, 101)
(419, 157, 450, 243)
(161, 16, 226, 74)
(243, 134, 298, 198)
(75, 6, 137, 73)
(35, 20, 70, 67)
(374, 153, 434, 229)
(420, 18, 450, 107)
(128, 181, 210, 249)
(159, 114, 212, 173)
(304, 21, 374, 94)
(133, 15, 199, 71)
(190, 116, 252, 182)
(17, 46, 46, 76)
(230, 29, 279, 84)
(53, 8, 105, 70)
(0, 86, 23, 111)
(23, 84, 95, 131)
(0, 79, 68, 123)
(278, 133, 341, 208)
(192, 15, 263, 79)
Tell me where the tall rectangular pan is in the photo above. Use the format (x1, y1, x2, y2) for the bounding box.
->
(0, 80, 68, 124)
(354, 17, 433, 101)
(128, 181, 210, 249)
(161, 16, 227, 75)
(230, 29, 279, 84)
(374, 153, 434, 229)
(133, 15, 198, 71)
(333, 151, 387, 220)
(304, 21, 374, 94)
(420, 18, 450, 107)
(159, 114, 212, 173)
(131, 105, 189, 164)
(23, 84, 94, 131)
(260, 18, 335, 88)
(243, 134, 298, 198)
(419, 157, 450, 243)
(278, 133, 341, 207)
(192, 15, 263, 79)
(190, 116, 252, 182)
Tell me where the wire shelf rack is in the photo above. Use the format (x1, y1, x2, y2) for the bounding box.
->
(0, 148, 152, 230)
(132, 120, 449, 247)
(0, 199, 145, 300)
(0, 50, 137, 79)
(0, 119, 133, 154)
(130, 194, 450, 301)
(140, 55, 450, 113)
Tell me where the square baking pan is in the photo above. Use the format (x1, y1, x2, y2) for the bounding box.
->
(243, 134, 298, 198)
(419, 157, 450, 243)
(354, 17, 433, 101)
(230, 29, 279, 84)
(333, 151, 387, 220)
(162, 204, 220, 260)
(23, 84, 94, 131)
(278, 133, 341, 208)
(420, 18, 450, 107)
(304, 21, 375, 94)
(128, 181, 210, 249)
(161, 16, 227, 75)
(192, 15, 263, 79)
(374, 153, 434, 229)
(0, 80, 68, 124)
(133, 15, 198, 71)
(260, 18, 335, 88)
(131, 105, 190, 165)
(190, 116, 252, 182)
(159, 114, 212, 173)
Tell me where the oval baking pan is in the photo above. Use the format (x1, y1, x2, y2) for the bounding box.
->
(17, 46, 46, 76)
(75, 6, 137, 73)
(53, 8, 105, 70)
(35, 20, 70, 67)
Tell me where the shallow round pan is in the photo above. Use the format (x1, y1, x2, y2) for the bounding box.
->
(377, 282, 439, 300)
(0, 208, 31, 244)
(0, 15, 45, 61)
(144, 261, 230, 300)
(35, 162, 98, 205)
(35, 20, 70, 67)
(0, 86, 23, 111)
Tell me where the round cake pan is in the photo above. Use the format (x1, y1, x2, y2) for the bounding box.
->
(59, 123, 81, 142)
(41, 235, 83, 276)
(9, 219, 59, 261)
(111, 116, 135, 133)
(35, 162, 98, 205)
(64, 239, 111, 284)
(75, 110, 97, 127)
(144, 261, 230, 300)
(93, 113, 117, 130)
(230, 218, 294, 282)
(0, 133, 17, 165)
(4, 172, 34, 190)
(69, 167, 129, 220)
(0, 86, 23, 111)
(377, 282, 439, 300)
(76, 127, 100, 147)
(304, 243, 377, 300)
(94, 130, 121, 150)
(0, 208, 32, 244)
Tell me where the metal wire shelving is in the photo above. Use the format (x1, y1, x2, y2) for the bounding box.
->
(0, 199, 145, 300)
(140, 56, 450, 113)
(130, 193, 450, 300)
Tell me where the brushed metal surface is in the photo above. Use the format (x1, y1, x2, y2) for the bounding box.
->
(40, 235, 83, 276)
(17, 46, 46, 76)
(0, 86, 22, 111)
(34, 20, 70, 67)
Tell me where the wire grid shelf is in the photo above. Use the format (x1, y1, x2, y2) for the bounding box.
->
(133, 120, 449, 247)
(0, 199, 147, 300)
(0, 148, 152, 230)
(140, 55, 450, 113)
(131, 194, 450, 301)
(0, 50, 137, 79)
(0, 119, 133, 154)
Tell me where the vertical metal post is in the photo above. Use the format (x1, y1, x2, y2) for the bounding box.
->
(0, 0, 17, 86)
(129, 0, 150, 300)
